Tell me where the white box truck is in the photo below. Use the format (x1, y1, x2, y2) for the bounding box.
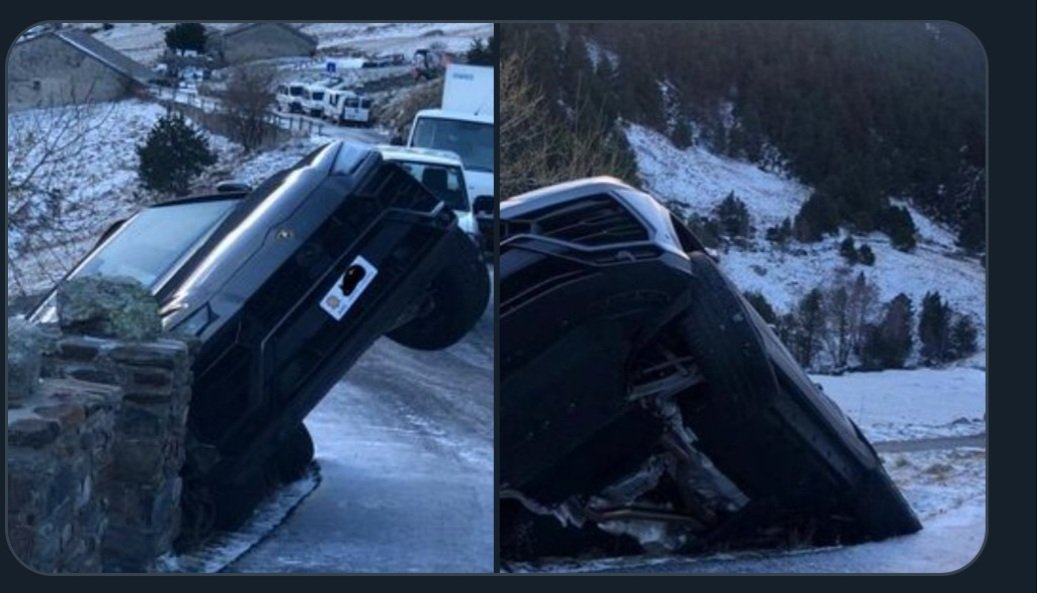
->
(408, 64, 494, 212)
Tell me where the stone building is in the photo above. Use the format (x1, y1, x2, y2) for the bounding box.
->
(209, 23, 318, 65)
(8, 29, 156, 111)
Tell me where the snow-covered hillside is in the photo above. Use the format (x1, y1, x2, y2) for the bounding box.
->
(90, 22, 492, 67)
(298, 22, 492, 55)
(625, 124, 987, 365)
(5, 99, 326, 298)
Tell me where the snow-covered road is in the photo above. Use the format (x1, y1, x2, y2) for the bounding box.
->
(224, 269, 494, 573)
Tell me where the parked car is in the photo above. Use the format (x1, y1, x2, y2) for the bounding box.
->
(498, 177, 921, 560)
(29, 141, 490, 536)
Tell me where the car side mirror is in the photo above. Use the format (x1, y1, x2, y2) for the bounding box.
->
(389, 134, 405, 146)
(472, 195, 495, 216)
(216, 180, 252, 194)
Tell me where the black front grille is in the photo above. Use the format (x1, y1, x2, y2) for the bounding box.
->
(505, 194, 648, 247)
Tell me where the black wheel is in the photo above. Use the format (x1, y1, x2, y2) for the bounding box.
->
(386, 231, 489, 351)
(271, 424, 315, 483)
(674, 252, 807, 503)
(680, 251, 779, 414)
(678, 252, 920, 539)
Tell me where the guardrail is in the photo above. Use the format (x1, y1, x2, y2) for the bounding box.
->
(151, 86, 325, 137)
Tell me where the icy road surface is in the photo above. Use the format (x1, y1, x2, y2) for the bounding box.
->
(226, 269, 494, 573)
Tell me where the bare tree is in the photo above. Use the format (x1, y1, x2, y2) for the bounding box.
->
(846, 271, 880, 356)
(818, 269, 880, 370)
(222, 64, 278, 151)
(822, 282, 851, 370)
(7, 96, 122, 295)
(500, 42, 634, 198)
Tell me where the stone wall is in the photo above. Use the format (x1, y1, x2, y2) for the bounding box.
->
(8, 379, 121, 572)
(7, 334, 193, 573)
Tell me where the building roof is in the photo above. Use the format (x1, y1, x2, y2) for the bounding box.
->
(52, 29, 155, 84)
(221, 23, 318, 47)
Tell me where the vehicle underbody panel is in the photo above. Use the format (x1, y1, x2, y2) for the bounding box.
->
(500, 179, 921, 561)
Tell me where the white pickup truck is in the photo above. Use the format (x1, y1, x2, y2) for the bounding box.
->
(377, 145, 481, 245)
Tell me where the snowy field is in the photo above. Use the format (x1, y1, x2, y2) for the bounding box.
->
(90, 22, 492, 67)
(508, 366, 987, 574)
(626, 124, 987, 360)
(815, 367, 986, 442)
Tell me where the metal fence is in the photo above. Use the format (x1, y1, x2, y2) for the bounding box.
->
(151, 86, 324, 137)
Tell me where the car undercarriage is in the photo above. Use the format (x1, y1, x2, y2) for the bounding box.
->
(499, 177, 921, 562)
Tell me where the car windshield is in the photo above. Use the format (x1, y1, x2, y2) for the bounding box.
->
(80, 199, 239, 287)
(410, 117, 494, 173)
(30, 198, 239, 323)
(394, 160, 469, 211)
(289, 86, 304, 96)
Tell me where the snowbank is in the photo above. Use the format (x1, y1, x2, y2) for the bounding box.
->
(813, 367, 986, 442)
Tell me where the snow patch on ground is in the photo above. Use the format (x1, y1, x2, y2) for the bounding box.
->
(626, 123, 810, 228)
(299, 22, 492, 55)
(813, 367, 986, 442)
(167, 466, 321, 573)
(584, 38, 619, 70)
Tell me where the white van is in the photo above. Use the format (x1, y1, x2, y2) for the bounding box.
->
(300, 85, 326, 117)
(324, 90, 373, 126)
(275, 83, 306, 113)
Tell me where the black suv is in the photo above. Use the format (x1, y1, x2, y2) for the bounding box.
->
(30, 141, 490, 534)
(499, 177, 920, 560)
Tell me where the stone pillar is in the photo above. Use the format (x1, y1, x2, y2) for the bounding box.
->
(46, 336, 193, 572)
(7, 379, 121, 573)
